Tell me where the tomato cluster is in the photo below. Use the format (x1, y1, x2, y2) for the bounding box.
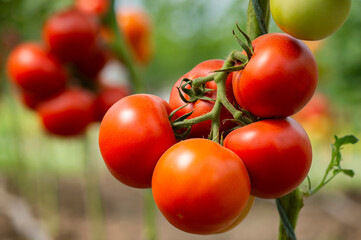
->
(98, 31, 319, 234)
(6, 2, 153, 136)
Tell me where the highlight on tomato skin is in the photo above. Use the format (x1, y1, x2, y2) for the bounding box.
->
(232, 33, 318, 118)
(37, 88, 95, 137)
(6, 42, 67, 98)
(224, 117, 312, 199)
(152, 138, 251, 234)
(98, 94, 177, 188)
(75, 0, 109, 16)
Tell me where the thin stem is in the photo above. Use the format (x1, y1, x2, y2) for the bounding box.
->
(106, 0, 145, 93)
(83, 133, 107, 240)
(145, 190, 157, 240)
(172, 112, 213, 129)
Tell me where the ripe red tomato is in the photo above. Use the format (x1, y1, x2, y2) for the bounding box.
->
(75, 0, 109, 16)
(98, 94, 176, 188)
(152, 138, 251, 234)
(7, 43, 66, 97)
(117, 7, 153, 64)
(37, 88, 95, 136)
(43, 9, 99, 63)
(73, 47, 108, 79)
(232, 33, 318, 118)
(93, 86, 130, 121)
(224, 117, 312, 199)
(20, 91, 57, 110)
(169, 59, 236, 138)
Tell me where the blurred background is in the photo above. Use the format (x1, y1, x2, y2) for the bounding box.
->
(0, 0, 360, 240)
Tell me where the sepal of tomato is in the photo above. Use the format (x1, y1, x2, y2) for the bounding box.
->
(232, 33, 318, 118)
(169, 59, 236, 138)
(152, 139, 251, 234)
(224, 117, 312, 199)
(98, 94, 176, 188)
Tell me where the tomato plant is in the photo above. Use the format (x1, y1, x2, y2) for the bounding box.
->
(270, 0, 351, 40)
(169, 59, 236, 138)
(232, 33, 318, 118)
(152, 138, 251, 234)
(37, 88, 95, 136)
(7, 43, 66, 97)
(224, 117, 312, 199)
(98, 94, 176, 188)
(43, 9, 99, 63)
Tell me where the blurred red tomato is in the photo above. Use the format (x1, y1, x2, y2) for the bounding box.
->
(117, 7, 153, 64)
(293, 91, 333, 139)
(75, 0, 109, 16)
(93, 86, 130, 121)
(43, 9, 99, 63)
(73, 46, 108, 79)
(7, 43, 66, 97)
(37, 88, 95, 136)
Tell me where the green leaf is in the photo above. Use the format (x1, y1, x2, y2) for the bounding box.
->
(333, 169, 355, 178)
(173, 110, 194, 123)
(334, 135, 359, 148)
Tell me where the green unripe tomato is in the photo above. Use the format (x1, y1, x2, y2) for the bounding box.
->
(270, 0, 351, 40)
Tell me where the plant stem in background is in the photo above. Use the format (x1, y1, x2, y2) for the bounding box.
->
(83, 133, 107, 240)
(246, 0, 270, 40)
(105, 0, 145, 93)
(145, 190, 157, 240)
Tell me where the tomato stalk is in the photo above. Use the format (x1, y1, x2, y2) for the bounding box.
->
(170, 50, 254, 141)
(246, 0, 270, 40)
(103, 0, 145, 93)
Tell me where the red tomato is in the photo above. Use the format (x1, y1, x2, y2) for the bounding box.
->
(117, 7, 153, 64)
(98, 94, 176, 188)
(43, 9, 99, 63)
(73, 46, 108, 79)
(75, 0, 109, 16)
(7, 43, 66, 97)
(37, 88, 95, 136)
(224, 117, 312, 199)
(93, 86, 130, 121)
(20, 91, 60, 110)
(169, 59, 236, 138)
(232, 33, 318, 118)
(152, 139, 251, 234)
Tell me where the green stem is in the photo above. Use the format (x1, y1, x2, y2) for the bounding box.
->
(145, 190, 157, 240)
(246, 0, 270, 40)
(106, 0, 145, 93)
(277, 189, 304, 240)
(83, 133, 107, 240)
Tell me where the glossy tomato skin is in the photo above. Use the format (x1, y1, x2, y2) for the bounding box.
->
(93, 86, 130, 121)
(43, 9, 99, 63)
(7, 43, 66, 97)
(233, 33, 318, 118)
(37, 88, 95, 136)
(169, 59, 236, 138)
(224, 118, 312, 199)
(271, 0, 351, 41)
(117, 7, 152, 64)
(75, 0, 109, 16)
(99, 94, 176, 188)
(152, 139, 251, 234)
